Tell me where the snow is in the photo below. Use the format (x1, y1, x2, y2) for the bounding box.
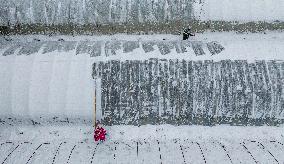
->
(194, 0, 284, 22)
(1, 31, 284, 61)
(0, 124, 284, 163)
(107, 125, 284, 141)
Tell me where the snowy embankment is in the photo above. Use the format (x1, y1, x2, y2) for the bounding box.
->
(0, 32, 283, 125)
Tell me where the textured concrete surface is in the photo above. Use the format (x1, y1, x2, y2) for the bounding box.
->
(0, 0, 194, 26)
(1, 0, 284, 34)
(93, 59, 284, 125)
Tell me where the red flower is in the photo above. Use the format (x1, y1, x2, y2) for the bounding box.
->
(94, 126, 107, 141)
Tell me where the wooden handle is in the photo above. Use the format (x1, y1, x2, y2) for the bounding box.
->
(93, 80, 97, 128)
(93, 95, 96, 128)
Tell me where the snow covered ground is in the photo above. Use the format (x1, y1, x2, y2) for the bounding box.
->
(0, 124, 284, 163)
(1, 31, 284, 61)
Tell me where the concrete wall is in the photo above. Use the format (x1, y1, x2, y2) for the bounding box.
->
(0, 0, 194, 26)
(0, 39, 223, 118)
(0, 45, 94, 118)
(93, 59, 284, 125)
(0, 38, 283, 125)
(1, 0, 284, 26)
(1, 0, 284, 34)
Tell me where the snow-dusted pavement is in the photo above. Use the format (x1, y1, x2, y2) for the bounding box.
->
(1, 125, 284, 164)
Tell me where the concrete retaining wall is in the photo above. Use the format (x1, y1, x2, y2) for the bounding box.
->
(1, 0, 284, 34)
(0, 45, 94, 118)
(0, 38, 283, 126)
(93, 59, 284, 125)
(1, 0, 284, 26)
(0, 0, 194, 26)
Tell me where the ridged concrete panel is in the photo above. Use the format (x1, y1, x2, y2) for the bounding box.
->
(93, 59, 284, 125)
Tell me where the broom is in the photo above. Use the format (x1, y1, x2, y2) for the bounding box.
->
(93, 79, 107, 142)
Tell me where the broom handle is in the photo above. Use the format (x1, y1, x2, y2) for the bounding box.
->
(93, 80, 97, 128)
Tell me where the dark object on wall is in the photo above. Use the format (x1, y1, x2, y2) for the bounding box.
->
(0, 26, 9, 35)
(183, 27, 195, 40)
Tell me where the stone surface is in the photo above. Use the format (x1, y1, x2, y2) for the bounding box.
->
(0, 0, 193, 26)
(93, 59, 284, 125)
